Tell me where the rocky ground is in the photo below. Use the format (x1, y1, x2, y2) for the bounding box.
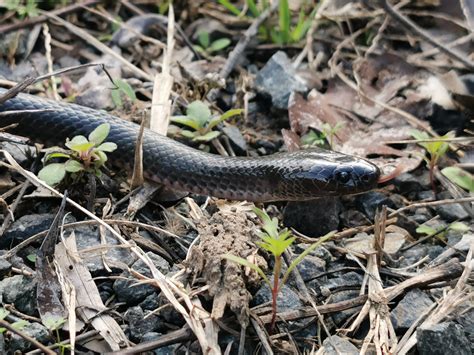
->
(0, 1, 472, 354)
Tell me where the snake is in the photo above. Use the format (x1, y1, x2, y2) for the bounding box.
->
(0, 88, 380, 202)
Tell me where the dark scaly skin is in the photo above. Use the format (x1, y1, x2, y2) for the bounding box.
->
(0, 89, 380, 201)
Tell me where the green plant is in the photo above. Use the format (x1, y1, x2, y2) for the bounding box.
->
(43, 316, 70, 355)
(416, 221, 470, 241)
(5, 0, 39, 18)
(111, 79, 136, 108)
(219, 0, 315, 44)
(0, 308, 28, 334)
(441, 166, 474, 193)
(171, 100, 242, 142)
(301, 122, 344, 148)
(38, 123, 117, 186)
(194, 31, 231, 56)
(411, 130, 452, 191)
(223, 207, 334, 331)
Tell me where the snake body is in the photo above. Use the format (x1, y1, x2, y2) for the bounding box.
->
(0, 89, 380, 201)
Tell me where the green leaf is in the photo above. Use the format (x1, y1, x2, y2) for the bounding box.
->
(170, 115, 202, 131)
(416, 224, 437, 236)
(113, 79, 136, 102)
(88, 123, 110, 146)
(209, 38, 231, 52)
(96, 142, 117, 152)
(186, 101, 212, 127)
(64, 160, 84, 173)
(38, 163, 66, 186)
(180, 130, 197, 139)
(94, 151, 108, 166)
(0, 308, 9, 320)
(65, 135, 88, 150)
(70, 142, 95, 154)
(222, 254, 271, 287)
(45, 152, 70, 161)
(26, 254, 36, 263)
(279, 0, 290, 44)
(193, 130, 221, 142)
(247, 0, 260, 17)
(441, 167, 474, 192)
(198, 31, 210, 48)
(448, 221, 470, 232)
(217, 0, 241, 16)
(280, 231, 335, 289)
(111, 89, 123, 108)
(207, 108, 243, 130)
(43, 315, 66, 331)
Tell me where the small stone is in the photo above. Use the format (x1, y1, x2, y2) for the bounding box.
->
(255, 51, 308, 109)
(74, 226, 136, 274)
(320, 335, 359, 355)
(399, 244, 444, 268)
(393, 171, 431, 194)
(9, 322, 49, 353)
(434, 192, 470, 222)
(390, 289, 434, 330)
(296, 255, 326, 282)
(283, 198, 341, 237)
(456, 309, 474, 353)
(356, 192, 396, 219)
(0, 142, 34, 166)
(0, 257, 12, 278)
(2, 214, 55, 248)
(417, 322, 471, 355)
(0, 275, 37, 315)
(124, 306, 163, 343)
(253, 283, 303, 312)
(113, 252, 170, 305)
(221, 125, 248, 153)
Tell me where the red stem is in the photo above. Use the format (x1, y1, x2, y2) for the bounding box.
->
(270, 256, 281, 333)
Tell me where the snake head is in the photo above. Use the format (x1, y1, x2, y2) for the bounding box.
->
(290, 150, 380, 198)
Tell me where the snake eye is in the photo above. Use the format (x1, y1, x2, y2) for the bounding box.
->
(336, 171, 350, 184)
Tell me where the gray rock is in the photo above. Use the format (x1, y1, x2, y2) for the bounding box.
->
(356, 192, 396, 219)
(283, 198, 341, 237)
(141, 331, 180, 354)
(296, 255, 326, 281)
(74, 226, 136, 274)
(0, 257, 12, 278)
(321, 335, 359, 355)
(2, 214, 55, 248)
(393, 171, 431, 194)
(417, 322, 471, 355)
(9, 322, 49, 353)
(113, 252, 171, 305)
(0, 333, 4, 354)
(434, 192, 470, 221)
(0, 275, 37, 315)
(255, 51, 308, 109)
(390, 289, 434, 330)
(399, 244, 444, 268)
(0, 142, 34, 166)
(221, 125, 247, 153)
(124, 306, 164, 342)
(253, 283, 303, 312)
(456, 309, 474, 353)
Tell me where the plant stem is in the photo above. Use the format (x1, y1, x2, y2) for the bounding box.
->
(270, 256, 282, 332)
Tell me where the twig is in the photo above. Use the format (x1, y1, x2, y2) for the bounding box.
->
(388, 196, 474, 218)
(0, 0, 101, 34)
(0, 318, 55, 355)
(378, 0, 474, 70)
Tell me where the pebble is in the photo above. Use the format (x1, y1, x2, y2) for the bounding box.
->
(390, 289, 434, 330)
(253, 282, 303, 312)
(2, 214, 56, 249)
(9, 322, 49, 353)
(0, 275, 37, 315)
(320, 335, 359, 355)
(417, 322, 471, 355)
(255, 51, 308, 110)
(356, 192, 396, 219)
(124, 306, 164, 343)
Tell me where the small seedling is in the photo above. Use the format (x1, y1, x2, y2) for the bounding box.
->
(171, 100, 242, 142)
(38, 123, 117, 186)
(224, 207, 334, 331)
(0, 307, 28, 334)
(411, 130, 453, 192)
(416, 221, 470, 241)
(5, 0, 39, 18)
(194, 31, 231, 56)
(441, 166, 474, 193)
(301, 122, 344, 148)
(111, 79, 136, 108)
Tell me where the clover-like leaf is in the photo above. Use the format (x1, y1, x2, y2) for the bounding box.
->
(186, 100, 212, 127)
(65, 135, 88, 150)
(88, 123, 110, 146)
(38, 163, 66, 186)
(97, 142, 117, 152)
(64, 160, 84, 173)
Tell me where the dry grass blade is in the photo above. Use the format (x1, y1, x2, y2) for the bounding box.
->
(150, 4, 174, 134)
(55, 231, 128, 351)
